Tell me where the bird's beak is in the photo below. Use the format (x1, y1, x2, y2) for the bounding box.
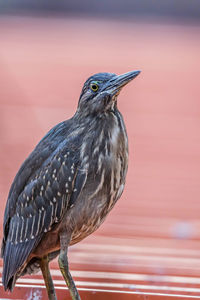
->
(104, 70, 141, 96)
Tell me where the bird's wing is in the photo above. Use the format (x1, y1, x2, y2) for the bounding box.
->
(1, 121, 87, 290)
(2, 147, 87, 290)
(2, 120, 68, 240)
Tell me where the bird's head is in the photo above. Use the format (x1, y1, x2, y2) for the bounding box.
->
(77, 70, 140, 116)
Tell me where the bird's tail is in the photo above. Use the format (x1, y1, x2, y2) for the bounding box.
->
(2, 238, 40, 291)
(1, 238, 6, 258)
(4, 274, 17, 292)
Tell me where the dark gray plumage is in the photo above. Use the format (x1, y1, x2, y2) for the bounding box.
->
(1, 70, 140, 300)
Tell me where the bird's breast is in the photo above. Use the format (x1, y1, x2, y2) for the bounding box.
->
(68, 113, 128, 244)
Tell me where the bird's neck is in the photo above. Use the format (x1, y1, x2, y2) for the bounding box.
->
(74, 101, 118, 123)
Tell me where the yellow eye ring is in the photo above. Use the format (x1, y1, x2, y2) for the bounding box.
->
(90, 82, 99, 92)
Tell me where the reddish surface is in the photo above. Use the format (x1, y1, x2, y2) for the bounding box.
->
(0, 16, 200, 299)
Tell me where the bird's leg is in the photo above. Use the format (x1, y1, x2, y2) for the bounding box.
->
(40, 255, 57, 300)
(58, 233, 81, 300)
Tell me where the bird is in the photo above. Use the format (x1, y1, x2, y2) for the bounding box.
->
(1, 70, 140, 300)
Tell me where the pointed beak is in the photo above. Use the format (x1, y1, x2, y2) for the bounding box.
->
(104, 70, 141, 96)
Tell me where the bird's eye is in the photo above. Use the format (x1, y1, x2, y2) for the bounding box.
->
(90, 82, 99, 92)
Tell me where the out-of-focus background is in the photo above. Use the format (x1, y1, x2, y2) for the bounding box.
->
(0, 2, 200, 299)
